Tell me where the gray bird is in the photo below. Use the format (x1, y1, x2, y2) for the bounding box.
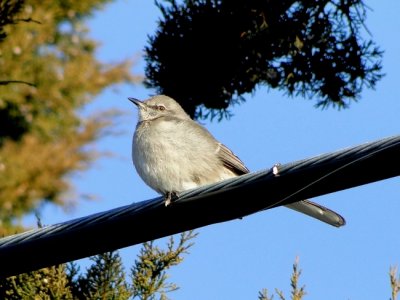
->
(129, 95, 345, 227)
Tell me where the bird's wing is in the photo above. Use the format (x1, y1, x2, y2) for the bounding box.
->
(216, 142, 250, 175)
(193, 122, 345, 227)
(285, 199, 346, 227)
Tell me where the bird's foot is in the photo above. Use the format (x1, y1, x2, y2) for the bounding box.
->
(272, 163, 281, 176)
(164, 191, 178, 207)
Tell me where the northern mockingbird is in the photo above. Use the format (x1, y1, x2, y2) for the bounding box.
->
(129, 95, 345, 227)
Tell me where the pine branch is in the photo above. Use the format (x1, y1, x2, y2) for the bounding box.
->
(258, 288, 274, 300)
(290, 257, 306, 300)
(74, 251, 131, 300)
(0, 265, 73, 299)
(0, 80, 35, 86)
(259, 257, 306, 300)
(390, 266, 400, 300)
(131, 231, 197, 300)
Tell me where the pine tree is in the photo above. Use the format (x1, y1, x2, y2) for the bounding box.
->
(145, 0, 383, 119)
(258, 257, 306, 300)
(68, 252, 131, 300)
(390, 266, 400, 300)
(131, 231, 198, 300)
(0, 0, 138, 235)
(0, 232, 197, 300)
(0, 264, 73, 300)
(0, 0, 25, 46)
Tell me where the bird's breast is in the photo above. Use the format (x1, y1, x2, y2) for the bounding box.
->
(132, 119, 235, 194)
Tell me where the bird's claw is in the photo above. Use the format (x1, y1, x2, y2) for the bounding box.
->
(164, 191, 178, 207)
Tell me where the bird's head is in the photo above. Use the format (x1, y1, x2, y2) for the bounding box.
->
(128, 95, 190, 122)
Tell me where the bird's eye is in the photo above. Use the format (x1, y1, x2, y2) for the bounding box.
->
(158, 105, 166, 111)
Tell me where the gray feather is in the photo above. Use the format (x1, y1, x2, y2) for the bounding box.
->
(217, 143, 249, 175)
(285, 200, 346, 227)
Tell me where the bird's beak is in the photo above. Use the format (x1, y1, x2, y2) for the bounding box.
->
(128, 97, 146, 109)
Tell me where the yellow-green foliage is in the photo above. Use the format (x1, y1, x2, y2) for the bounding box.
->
(0, 232, 197, 300)
(258, 257, 306, 300)
(390, 266, 400, 300)
(131, 231, 198, 300)
(0, 0, 136, 234)
(0, 264, 73, 300)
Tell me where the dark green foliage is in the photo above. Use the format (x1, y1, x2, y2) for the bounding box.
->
(145, 0, 383, 119)
(0, 100, 29, 143)
(68, 252, 131, 300)
(0, 232, 197, 299)
(0, 0, 25, 43)
(131, 231, 197, 300)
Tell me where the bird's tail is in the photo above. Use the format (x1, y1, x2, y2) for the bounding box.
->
(285, 200, 346, 227)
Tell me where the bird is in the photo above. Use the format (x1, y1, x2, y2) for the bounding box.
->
(129, 94, 345, 227)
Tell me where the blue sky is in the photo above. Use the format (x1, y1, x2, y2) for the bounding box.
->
(26, 1, 400, 299)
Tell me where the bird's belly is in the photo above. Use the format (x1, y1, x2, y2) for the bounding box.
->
(133, 134, 200, 193)
(133, 125, 237, 194)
